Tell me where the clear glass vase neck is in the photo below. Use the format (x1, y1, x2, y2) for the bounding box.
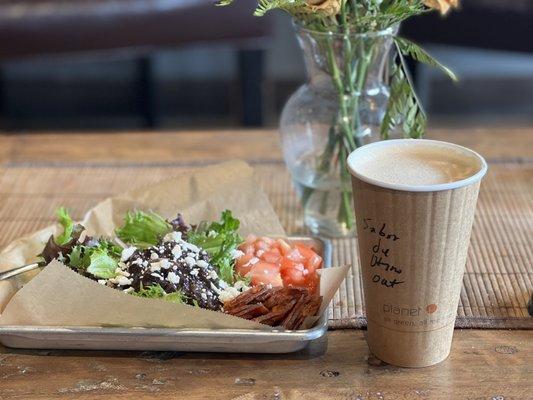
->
(295, 24, 397, 91)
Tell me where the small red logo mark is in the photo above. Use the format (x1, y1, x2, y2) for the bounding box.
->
(426, 304, 438, 314)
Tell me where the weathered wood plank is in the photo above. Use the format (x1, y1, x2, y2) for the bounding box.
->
(0, 330, 530, 399)
(1, 127, 532, 165)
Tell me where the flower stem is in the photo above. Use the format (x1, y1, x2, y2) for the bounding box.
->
(300, 32, 380, 234)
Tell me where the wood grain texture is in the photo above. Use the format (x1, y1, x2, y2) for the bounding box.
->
(0, 330, 531, 400)
(1, 127, 533, 165)
(0, 128, 531, 399)
(0, 130, 282, 165)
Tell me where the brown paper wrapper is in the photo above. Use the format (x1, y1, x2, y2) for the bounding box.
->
(0, 160, 349, 331)
(352, 177, 481, 367)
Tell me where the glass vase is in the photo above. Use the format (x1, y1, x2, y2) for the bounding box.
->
(280, 24, 399, 237)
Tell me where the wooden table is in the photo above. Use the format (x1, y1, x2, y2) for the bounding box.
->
(0, 128, 531, 400)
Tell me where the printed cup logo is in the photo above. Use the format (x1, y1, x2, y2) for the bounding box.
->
(383, 304, 421, 316)
(426, 304, 438, 314)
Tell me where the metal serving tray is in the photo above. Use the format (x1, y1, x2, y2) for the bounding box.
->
(0, 237, 331, 355)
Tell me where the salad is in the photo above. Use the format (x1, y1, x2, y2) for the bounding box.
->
(38, 207, 323, 329)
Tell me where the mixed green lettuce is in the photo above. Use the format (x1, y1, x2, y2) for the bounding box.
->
(41, 208, 122, 279)
(69, 239, 122, 279)
(115, 210, 172, 249)
(55, 207, 79, 246)
(40, 208, 85, 265)
(133, 284, 186, 304)
(188, 210, 243, 284)
(45, 207, 244, 286)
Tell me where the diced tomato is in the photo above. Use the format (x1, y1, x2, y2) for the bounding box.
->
(253, 240, 270, 251)
(295, 244, 318, 260)
(305, 254, 322, 275)
(262, 249, 281, 264)
(276, 239, 292, 256)
(235, 237, 322, 294)
(281, 267, 307, 286)
(280, 256, 312, 289)
(235, 244, 255, 276)
(237, 244, 254, 261)
(236, 250, 252, 264)
(260, 236, 275, 245)
(280, 256, 292, 272)
(247, 262, 283, 287)
(285, 248, 305, 263)
(235, 258, 254, 277)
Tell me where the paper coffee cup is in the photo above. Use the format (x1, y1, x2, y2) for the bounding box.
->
(347, 139, 488, 367)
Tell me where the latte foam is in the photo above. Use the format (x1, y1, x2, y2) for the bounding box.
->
(347, 140, 486, 190)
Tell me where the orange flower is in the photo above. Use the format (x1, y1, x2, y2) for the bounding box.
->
(305, 0, 341, 16)
(423, 0, 459, 15)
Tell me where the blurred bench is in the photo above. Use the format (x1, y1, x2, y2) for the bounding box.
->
(0, 0, 273, 127)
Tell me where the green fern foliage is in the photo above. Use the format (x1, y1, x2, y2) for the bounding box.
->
(381, 62, 426, 140)
(395, 37, 458, 82)
(254, 0, 306, 17)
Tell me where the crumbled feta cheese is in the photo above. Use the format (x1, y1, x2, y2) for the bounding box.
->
(121, 246, 137, 262)
(231, 249, 245, 260)
(234, 280, 249, 291)
(116, 275, 132, 286)
(131, 258, 143, 266)
(207, 270, 218, 280)
(201, 293, 207, 300)
(190, 268, 199, 276)
(116, 267, 131, 276)
(182, 242, 200, 253)
(151, 273, 163, 280)
(118, 261, 127, 269)
(163, 231, 182, 243)
(149, 262, 161, 272)
(150, 259, 171, 272)
(167, 272, 180, 284)
(196, 260, 209, 268)
(184, 256, 196, 267)
(218, 280, 229, 289)
(123, 287, 134, 293)
(218, 287, 240, 303)
(97, 279, 108, 285)
(171, 245, 182, 259)
(256, 250, 265, 257)
(150, 252, 159, 260)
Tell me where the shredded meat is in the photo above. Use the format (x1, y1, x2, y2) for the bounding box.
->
(223, 285, 322, 330)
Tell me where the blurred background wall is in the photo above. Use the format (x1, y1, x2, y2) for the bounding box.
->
(0, 0, 531, 131)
